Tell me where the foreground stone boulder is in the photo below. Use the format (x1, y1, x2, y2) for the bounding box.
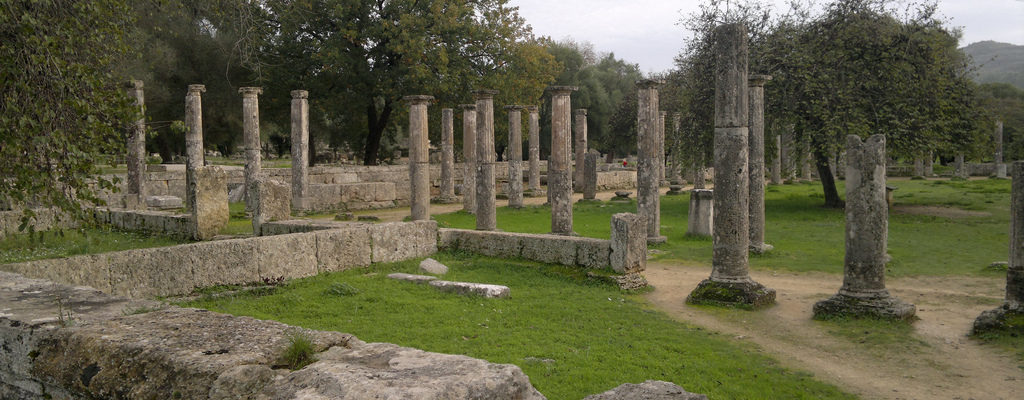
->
(583, 380, 707, 400)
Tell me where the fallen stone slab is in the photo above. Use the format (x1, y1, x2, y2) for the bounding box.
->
(583, 380, 707, 400)
(429, 280, 510, 298)
(145, 195, 183, 210)
(387, 272, 438, 284)
(419, 257, 449, 275)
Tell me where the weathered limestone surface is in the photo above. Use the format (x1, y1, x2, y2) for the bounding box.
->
(688, 23, 775, 308)
(913, 157, 924, 177)
(527, 106, 543, 194)
(94, 208, 192, 239)
(370, 221, 439, 263)
(184, 84, 206, 209)
(475, 90, 499, 230)
(924, 151, 934, 176)
(658, 111, 667, 185)
(814, 135, 915, 320)
(955, 153, 968, 179)
(574, 108, 588, 192)
(192, 166, 229, 240)
(387, 272, 438, 284)
(687, 189, 713, 237)
(0, 272, 545, 400)
(250, 178, 291, 236)
(974, 161, 1024, 333)
(438, 108, 458, 203)
(430, 280, 510, 298)
(404, 95, 433, 221)
(291, 90, 309, 210)
(439, 228, 611, 270)
(748, 75, 773, 254)
(582, 151, 599, 200)
(146, 195, 182, 210)
(460, 104, 478, 213)
(583, 380, 708, 400)
(419, 257, 449, 275)
(996, 121, 1007, 178)
(771, 134, 782, 184)
(637, 79, 666, 244)
(126, 80, 146, 202)
(548, 86, 577, 235)
(610, 213, 646, 274)
(240, 87, 263, 211)
(506, 105, 525, 208)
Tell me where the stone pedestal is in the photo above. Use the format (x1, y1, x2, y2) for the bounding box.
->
(240, 87, 263, 211)
(610, 213, 647, 274)
(505, 106, 525, 208)
(460, 104, 477, 213)
(637, 79, 666, 244)
(191, 166, 228, 241)
(974, 161, 1024, 333)
(548, 86, 577, 235)
(687, 23, 774, 308)
(771, 134, 782, 184)
(475, 90, 499, 230)
(436, 108, 458, 203)
(573, 109, 588, 193)
(250, 177, 291, 236)
(687, 189, 713, 237)
(996, 121, 1006, 178)
(184, 84, 206, 210)
(126, 81, 146, 204)
(581, 151, 598, 201)
(404, 95, 434, 221)
(813, 135, 915, 320)
(748, 75, 772, 254)
(526, 106, 543, 196)
(290, 90, 309, 210)
(954, 153, 967, 179)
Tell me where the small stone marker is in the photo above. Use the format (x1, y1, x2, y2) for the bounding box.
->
(583, 380, 708, 400)
(250, 178, 291, 236)
(430, 280, 509, 298)
(419, 258, 449, 275)
(687, 189, 713, 237)
(610, 213, 647, 274)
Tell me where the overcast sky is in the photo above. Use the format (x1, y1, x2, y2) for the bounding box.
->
(509, 0, 1024, 74)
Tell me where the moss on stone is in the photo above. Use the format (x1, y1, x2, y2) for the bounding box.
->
(686, 279, 776, 309)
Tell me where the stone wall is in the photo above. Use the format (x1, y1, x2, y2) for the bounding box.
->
(0, 221, 438, 299)
(0, 271, 545, 399)
(93, 208, 193, 239)
(438, 228, 611, 269)
(0, 209, 76, 240)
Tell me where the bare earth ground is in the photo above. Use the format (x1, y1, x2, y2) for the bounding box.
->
(645, 264, 1024, 400)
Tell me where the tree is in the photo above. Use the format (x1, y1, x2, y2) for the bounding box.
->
(0, 0, 135, 227)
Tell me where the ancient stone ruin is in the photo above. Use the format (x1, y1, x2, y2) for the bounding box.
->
(548, 86, 577, 235)
(505, 105, 525, 208)
(637, 79, 667, 244)
(404, 95, 433, 221)
(747, 74, 773, 254)
(474, 90, 498, 230)
(973, 160, 1024, 333)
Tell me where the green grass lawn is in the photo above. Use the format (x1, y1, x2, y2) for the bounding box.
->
(0, 227, 188, 264)
(181, 251, 855, 400)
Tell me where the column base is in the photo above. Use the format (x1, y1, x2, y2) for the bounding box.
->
(431, 195, 461, 204)
(646, 236, 667, 245)
(749, 243, 774, 254)
(972, 302, 1024, 335)
(813, 290, 916, 321)
(686, 278, 776, 309)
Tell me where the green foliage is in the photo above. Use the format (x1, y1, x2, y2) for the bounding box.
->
(324, 282, 359, 297)
(278, 330, 318, 370)
(977, 83, 1024, 161)
(1, 0, 135, 227)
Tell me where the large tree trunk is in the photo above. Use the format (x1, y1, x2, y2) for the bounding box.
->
(815, 150, 844, 208)
(363, 100, 393, 166)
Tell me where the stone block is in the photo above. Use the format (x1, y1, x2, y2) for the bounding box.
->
(576, 238, 612, 269)
(387, 272, 438, 284)
(250, 178, 292, 236)
(520, 234, 577, 265)
(429, 280, 510, 298)
(419, 258, 449, 275)
(146, 195, 183, 210)
(611, 213, 647, 273)
(254, 233, 318, 280)
(374, 182, 397, 201)
(108, 248, 195, 298)
(687, 189, 713, 236)
(583, 380, 707, 400)
(314, 227, 373, 273)
(192, 166, 229, 240)
(369, 221, 438, 263)
(445, 229, 522, 259)
(190, 239, 260, 288)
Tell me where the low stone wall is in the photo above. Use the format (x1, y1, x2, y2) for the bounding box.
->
(0, 271, 544, 399)
(0, 209, 76, 239)
(93, 208, 193, 239)
(0, 221, 438, 298)
(260, 219, 364, 235)
(305, 182, 396, 211)
(438, 228, 611, 269)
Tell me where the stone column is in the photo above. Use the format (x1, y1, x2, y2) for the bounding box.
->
(573, 109, 588, 192)
(813, 134, 915, 319)
(973, 161, 1024, 333)
(637, 79, 666, 244)
(748, 75, 772, 254)
(955, 153, 967, 179)
(688, 189, 714, 236)
(996, 121, 1007, 178)
(474, 90, 499, 230)
(437, 108, 457, 203)
(404, 95, 433, 221)
(670, 112, 685, 186)
(505, 105, 525, 208)
(548, 86, 577, 235)
(526, 106, 543, 194)
(801, 144, 813, 181)
(460, 104, 477, 213)
(771, 134, 782, 184)
(290, 90, 309, 210)
(126, 80, 146, 201)
(924, 151, 934, 176)
(687, 23, 775, 308)
(659, 111, 668, 185)
(692, 162, 706, 189)
(581, 151, 598, 201)
(184, 84, 206, 209)
(913, 157, 924, 177)
(240, 87, 263, 211)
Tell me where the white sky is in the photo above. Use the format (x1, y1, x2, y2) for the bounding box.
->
(509, 0, 1024, 73)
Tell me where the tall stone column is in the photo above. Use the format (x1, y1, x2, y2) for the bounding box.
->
(126, 80, 146, 201)
(505, 105, 525, 208)
(687, 23, 775, 308)
(659, 111, 668, 185)
(459, 104, 477, 213)
(637, 79, 666, 244)
(996, 121, 1006, 178)
(437, 108, 457, 203)
(184, 84, 206, 209)
(526, 106, 543, 194)
(771, 134, 782, 184)
(670, 112, 685, 185)
(973, 161, 1024, 333)
(474, 90, 499, 230)
(548, 86, 577, 235)
(814, 135, 915, 319)
(955, 153, 967, 179)
(581, 151, 598, 201)
(924, 151, 934, 176)
(290, 90, 309, 210)
(404, 95, 433, 221)
(573, 109, 588, 192)
(748, 75, 773, 254)
(240, 87, 263, 211)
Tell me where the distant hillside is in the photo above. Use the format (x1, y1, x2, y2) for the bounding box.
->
(961, 41, 1024, 89)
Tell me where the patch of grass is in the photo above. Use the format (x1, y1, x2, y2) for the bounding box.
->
(182, 252, 854, 399)
(0, 227, 188, 264)
(220, 202, 254, 236)
(973, 314, 1024, 368)
(324, 282, 359, 296)
(815, 315, 928, 350)
(277, 330, 318, 370)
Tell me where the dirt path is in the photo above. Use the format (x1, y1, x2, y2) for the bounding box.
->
(644, 263, 1024, 400)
